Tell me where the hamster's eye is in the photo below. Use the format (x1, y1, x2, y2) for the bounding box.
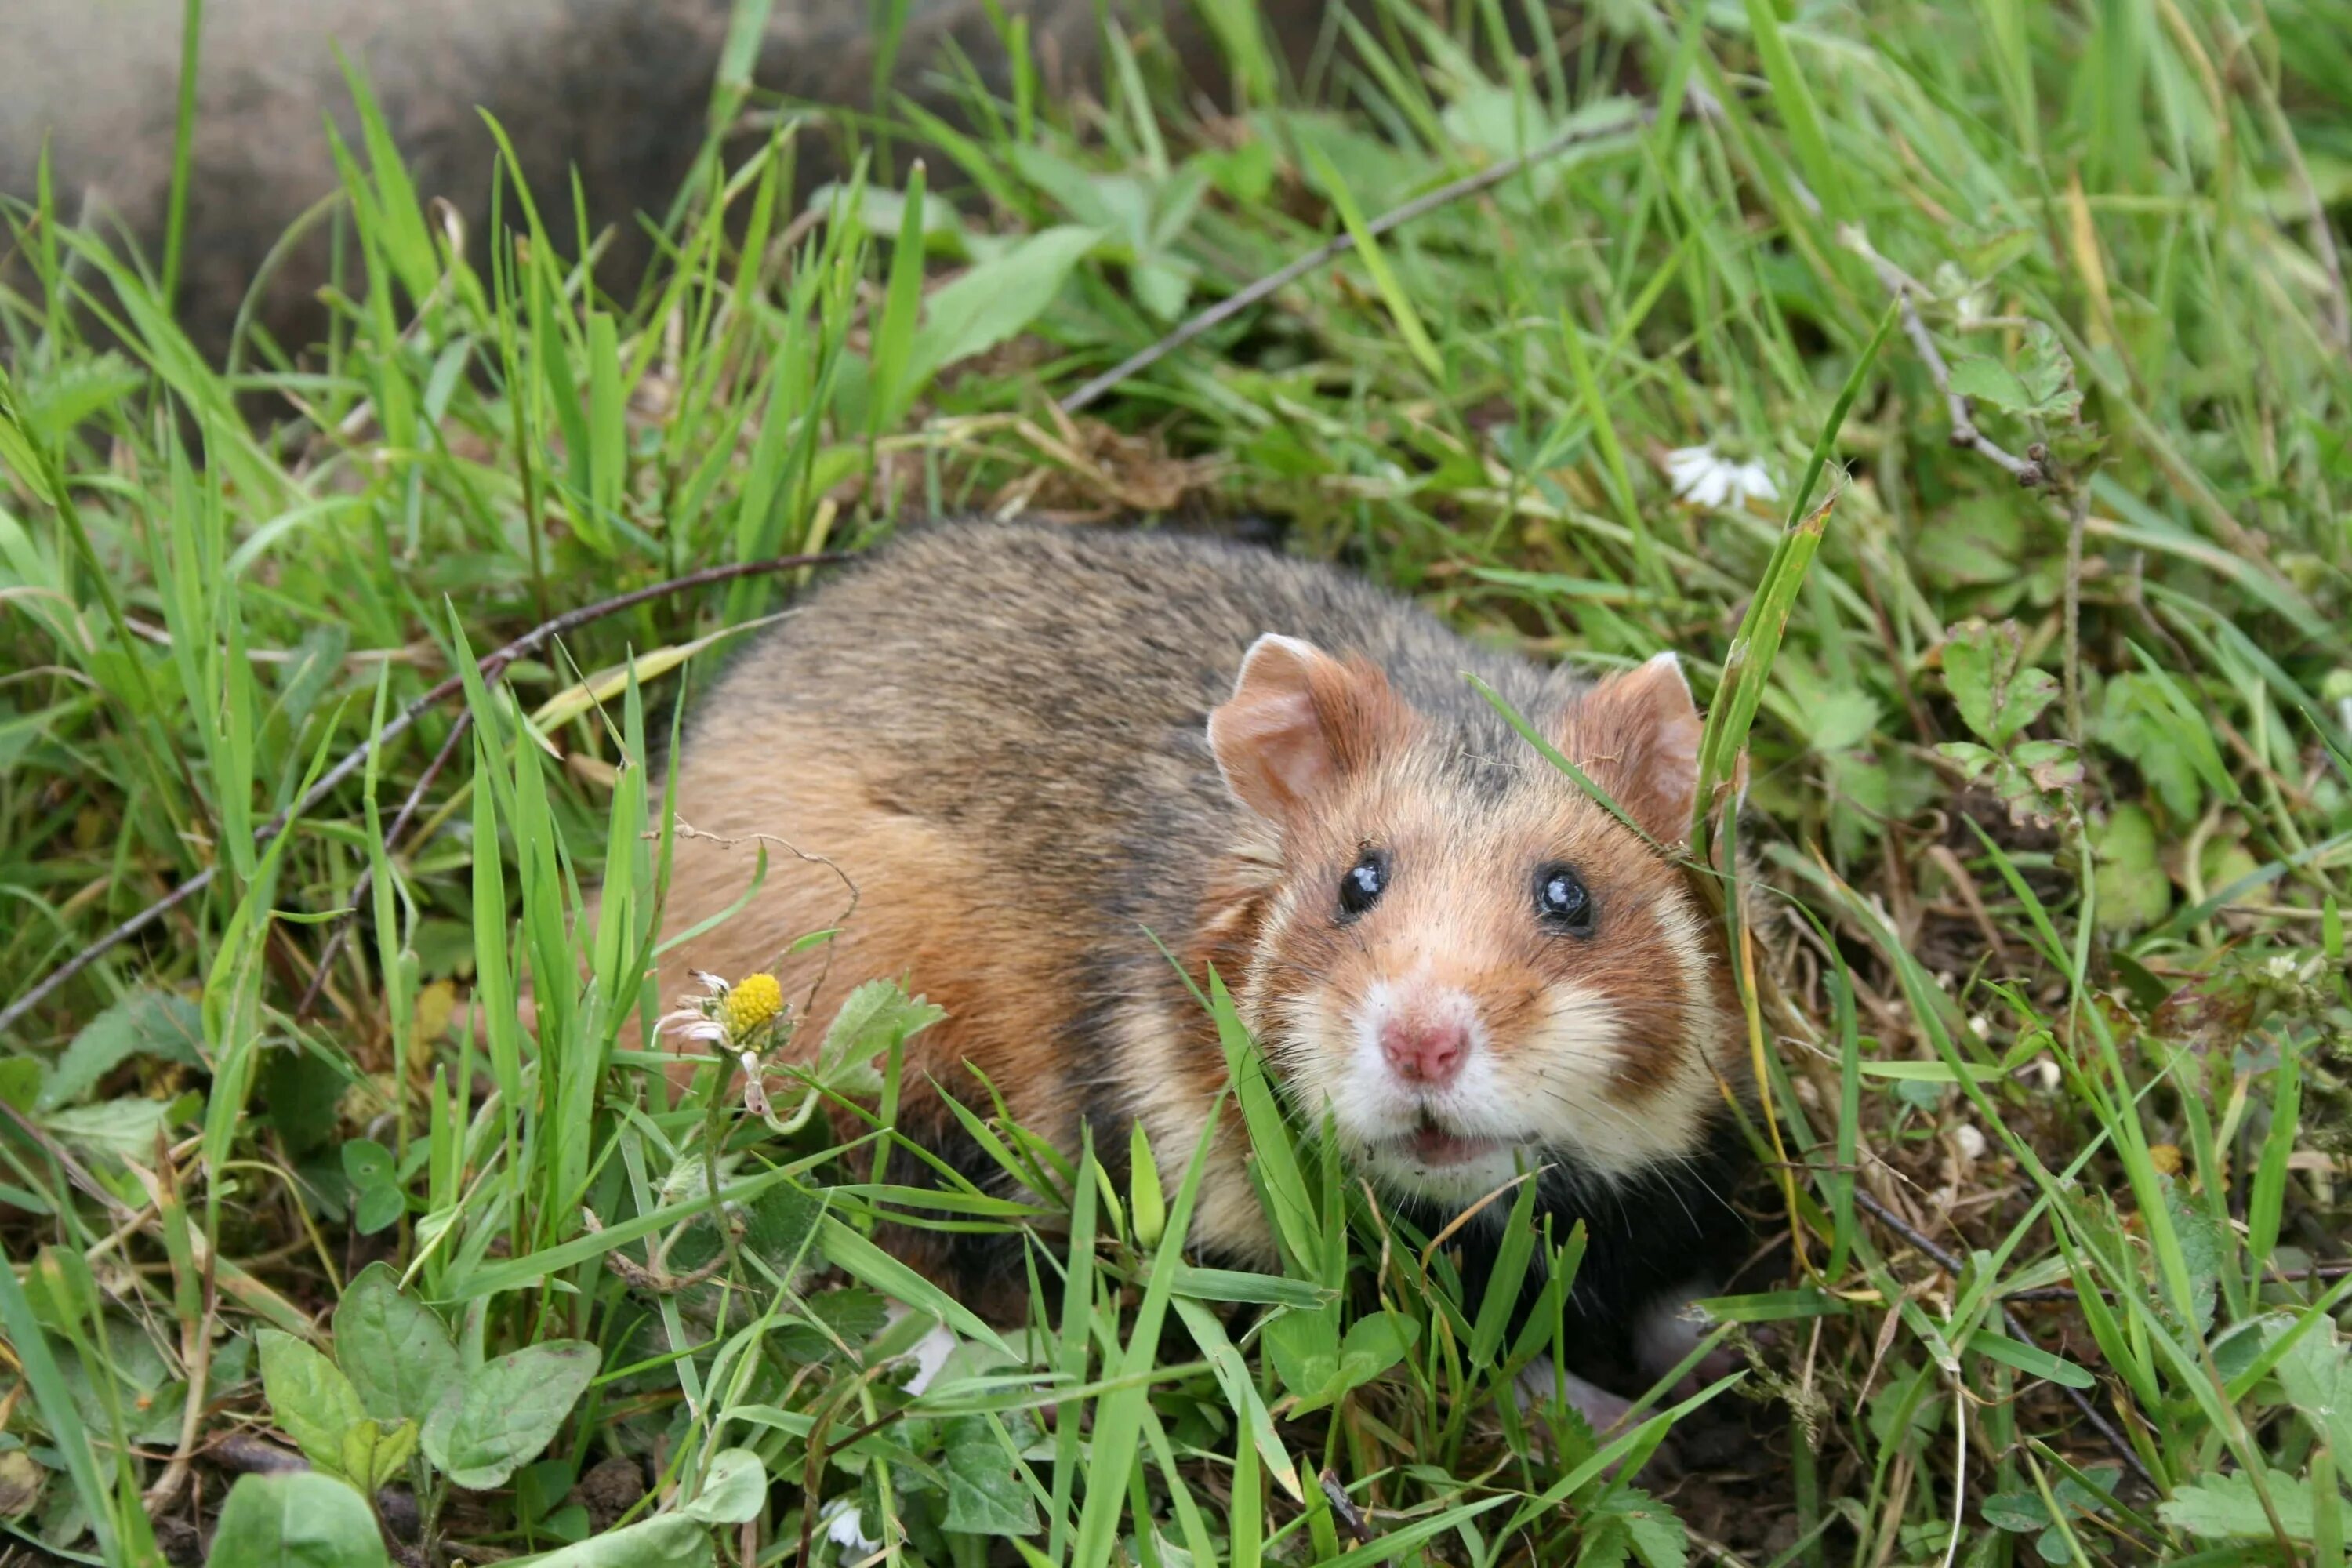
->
(1534, 862, 1594, 935)
(1338, 849, 1388, 921)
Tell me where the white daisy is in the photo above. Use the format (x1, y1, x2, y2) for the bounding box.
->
(1664, 445, 1779, 510)
(655, 969, 789, 1117)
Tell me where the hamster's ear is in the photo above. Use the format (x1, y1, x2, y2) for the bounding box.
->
(1208, 633, 1404, 822)
(1569, 652, 1704, 845)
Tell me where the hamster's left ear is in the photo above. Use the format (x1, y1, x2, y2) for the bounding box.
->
(1567, 652, 1706, 846)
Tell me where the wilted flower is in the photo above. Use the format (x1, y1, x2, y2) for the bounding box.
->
(1665, 445, 1779, 510)
(657, 969, 789, 1116)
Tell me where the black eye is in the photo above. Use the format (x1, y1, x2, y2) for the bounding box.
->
(1534, 862, 1593, 934)
(1338, 848, 1388, 920)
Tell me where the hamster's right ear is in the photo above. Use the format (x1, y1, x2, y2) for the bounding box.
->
(1207, 633, 1404, 822)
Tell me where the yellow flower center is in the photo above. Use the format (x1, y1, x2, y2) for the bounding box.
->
(721, 973, 785, 1040)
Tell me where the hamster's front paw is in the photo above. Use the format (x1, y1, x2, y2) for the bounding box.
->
(1634, 1279, 1742, 1396)
(1513, 1359, 1682, 1481)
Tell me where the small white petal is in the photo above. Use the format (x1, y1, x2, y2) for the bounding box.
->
(822, 1501, 881, 1555)
(666, 1020, 728, 1043)
(691, 969, 731, 993)
(1954, 1123, 1987, 1161)
(1689, 467, 1733, 508)
(902, 1322, 959, 1396)
(1732, 460, 1779, 503)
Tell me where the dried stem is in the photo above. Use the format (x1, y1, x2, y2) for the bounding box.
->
(2063, 485, 2089, 743)
(1842, 229, 2047, 488)
(0, 551, 848, 1039)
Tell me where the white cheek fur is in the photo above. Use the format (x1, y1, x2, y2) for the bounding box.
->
(1265, 976, 1711, 1200)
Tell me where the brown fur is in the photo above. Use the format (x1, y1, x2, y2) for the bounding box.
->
(597, 519, 1749, 1328)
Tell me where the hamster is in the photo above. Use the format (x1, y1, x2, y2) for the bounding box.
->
(612, 519, 1751, 1419)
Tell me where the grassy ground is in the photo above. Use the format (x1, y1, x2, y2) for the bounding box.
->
(4, 0, 2351, 1563)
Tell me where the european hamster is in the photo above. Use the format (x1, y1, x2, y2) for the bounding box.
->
(617, 520, 1750, 1420)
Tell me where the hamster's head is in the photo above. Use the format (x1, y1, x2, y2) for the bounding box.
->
(1204, 633, 1739, 1206)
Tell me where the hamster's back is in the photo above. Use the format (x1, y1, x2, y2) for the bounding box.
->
(643, 521, 1541, 1141)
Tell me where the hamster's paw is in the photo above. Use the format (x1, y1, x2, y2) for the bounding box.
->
(1633, 1280, 1741, 1395)
(1513, 1359, 1682, 1481)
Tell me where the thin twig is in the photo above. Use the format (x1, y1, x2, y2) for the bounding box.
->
(1842, 230, 2047, 488)
(1320, 1470, 1374, 1545)
(2004, 1261, 2352, 1303)
(1853, 1188, 2156, 1493)
(0, 551, 848, 1040)
(1057, 109, 1656, 414)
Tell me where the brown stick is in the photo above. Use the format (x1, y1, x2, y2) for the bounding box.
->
(0, 551, 848, 1040)
(1841, 230, 2047, 488)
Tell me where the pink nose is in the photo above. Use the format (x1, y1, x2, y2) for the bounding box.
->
(1381, 1019, 1469, 1086)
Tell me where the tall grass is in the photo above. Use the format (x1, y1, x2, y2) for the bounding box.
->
(2, 0, 2348, 1564)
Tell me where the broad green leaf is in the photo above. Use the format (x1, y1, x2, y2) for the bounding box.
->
(1267, 1309, 1417, 1414)
(420, 1340, 598, 1490)
(258, 1330, 371, 1479)
(338, 1417, 418, 1494)
(512, 1515, 715, 1567)
(42, 1095, 185, 1165)
(332, 1262, 461, 1425)
(2091, 804, 2171, 933)
(1941, 620, 2057, 747)
(341, 1139, 393, 1188)
(1588, 1486, 1687, 1568)
(354, 1185, 405, 1235)
(941, 1412, 1041, 1535)
(1981, 1490, 2049, 1533)
(2164, 1179, 2224, 1334)
(1805, 688, 1882, 753)
(1263, 1308, 1339, 1410)
(2159, 1469, 2324, 1542)
(1334, 1312, 1417, 1393)
(907, 226, 1101, 386)
(0, 1448, 43, 1517)
(38, 989, 202, 1110)
(1947, 357, 2033, 412)
(816, 979, 946, 1095)
(0, 1058, 38, 1114)
(205, 1472, 390, 1568)
(2096, 674, 2203, 818)
(683, 1447, 767, 1525)
(2273, 1323, 2352, 1459)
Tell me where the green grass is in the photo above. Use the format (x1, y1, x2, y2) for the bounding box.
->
(3, 0, 2351, 1563)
